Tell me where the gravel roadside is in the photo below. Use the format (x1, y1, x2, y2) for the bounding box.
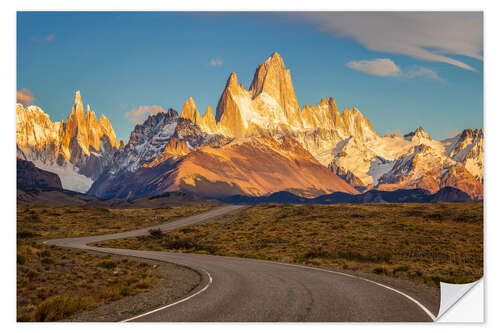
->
(64, 254, 201, 322)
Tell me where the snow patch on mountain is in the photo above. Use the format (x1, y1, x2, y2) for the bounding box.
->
(368, 157, 395, 186)
(32, 161, 93, 192)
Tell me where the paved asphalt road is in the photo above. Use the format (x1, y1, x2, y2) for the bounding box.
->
(45, 205, 436, 322)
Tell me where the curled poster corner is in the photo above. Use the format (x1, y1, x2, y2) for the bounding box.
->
(437, 278, 484, 322)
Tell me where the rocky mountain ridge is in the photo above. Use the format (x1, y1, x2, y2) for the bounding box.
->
(17, 52, 483, 200)
(16, 91, 121, 192)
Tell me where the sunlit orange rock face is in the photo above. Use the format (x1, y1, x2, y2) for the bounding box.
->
(60, 91, 120, 161)
(441, 163, 483, 200)
(180, 97, 218, 134)
(172, 136, 358, 198)
(248, 52, 302, 129)
(182, 52, 379, 166)
(143, 137, 190, 168)
(209, 52, 377, 140)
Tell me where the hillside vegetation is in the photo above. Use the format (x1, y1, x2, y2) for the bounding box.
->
(98, 202, 483, 287)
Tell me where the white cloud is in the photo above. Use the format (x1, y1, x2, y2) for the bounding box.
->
(406, 66, 440, 80)
(346, 58, 401, 76)
(17, 88, 35, 105)
(209, 58, 223, 67)
(302, 12, 482, 70)
(125, 105, 167, 124)
(347, 58, 441, 81)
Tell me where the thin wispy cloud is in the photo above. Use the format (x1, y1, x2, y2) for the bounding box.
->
(209, 58, 223, 67)
(45, 33, 56, 41)
(347, 58, 441, 81)
(17, 88, 35, 105)
(406, 66, 440, 80)
(303, 12, 482, 70)
(347, 58, 400, 77)
(125, 105, 167, 124)
(33, 33, 56, 43)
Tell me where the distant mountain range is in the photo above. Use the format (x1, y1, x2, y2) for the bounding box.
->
(220, 187, 473, 205)
(16, 52, 483, 201)
(17, 158, 473, 206)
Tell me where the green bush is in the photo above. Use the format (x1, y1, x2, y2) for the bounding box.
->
(41, 258, 54, 265)
(97, 260, 117, 269)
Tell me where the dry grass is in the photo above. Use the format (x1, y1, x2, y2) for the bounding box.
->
(17, 204, 217, 239)
(16, 241, 159, 322)
(98, 202, 483, 287)
(16, 203, 215, 322)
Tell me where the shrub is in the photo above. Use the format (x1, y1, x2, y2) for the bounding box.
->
(303, 247, 330, 259)
(148, 228, 163, 238)
(27, 212, 41, 223)
(97, 260, 117, 269)
(34, 295, 92, 322)
(161, 238, 219, 254)
(373, 267, 388, 275)
(392, 265, 410, 275)
(40, 250, 51, 257)
(17, 254, 26, 265)
(41, 258, 54, 265)
(134, 280, 150, 289)
(17, 231, 39, 238)
(17, 314, 32, 322)
(118, 286, 132, 296)
(26, 270, 38, 281)
(408, 269, 423, 279)
(429, 276, 442, 285)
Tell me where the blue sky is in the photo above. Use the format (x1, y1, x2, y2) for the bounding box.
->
(17, 12, 483, 141)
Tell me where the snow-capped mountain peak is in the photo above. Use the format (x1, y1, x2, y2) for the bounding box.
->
(16, 91, 120, 192)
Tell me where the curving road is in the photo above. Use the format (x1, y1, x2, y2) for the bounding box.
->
(45, 205, 437, 322)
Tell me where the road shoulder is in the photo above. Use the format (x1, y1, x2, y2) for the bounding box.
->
(64, 254, 201, 322)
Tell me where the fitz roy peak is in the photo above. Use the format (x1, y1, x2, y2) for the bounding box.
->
(17, 52, 483, 200)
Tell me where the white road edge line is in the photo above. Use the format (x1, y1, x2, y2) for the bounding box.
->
(275, 261, 437, 322)
(120, 267, 213, 322)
